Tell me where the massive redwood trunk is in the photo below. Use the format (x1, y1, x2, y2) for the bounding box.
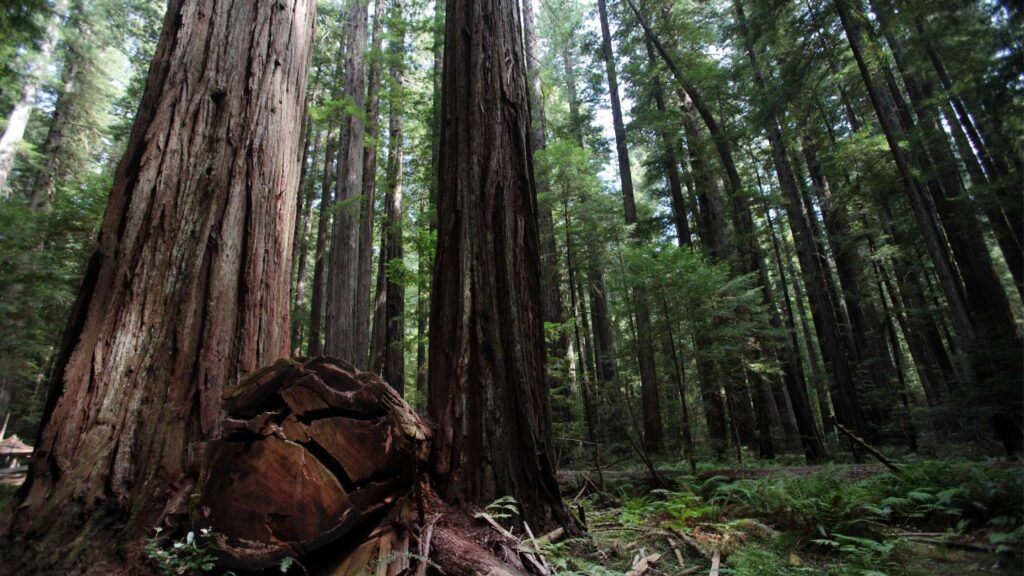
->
(1, 0, 315, 571)
(427, 0, 574, 532)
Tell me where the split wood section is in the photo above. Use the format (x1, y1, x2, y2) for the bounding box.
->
(201, 357, 430, 570)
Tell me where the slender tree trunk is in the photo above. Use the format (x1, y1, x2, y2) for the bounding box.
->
(0, 0, 66, 196)
(29, 19, 87, 210)
(380, 0, 406, 393)
(415, 0, 443, 406)
(836, 0, 1022, 452)
(523, 0, 569, 373)
(644, 40, 691, 248)
(427, 0, 574, 532)
(354, 0, 385, 368)
(757, 171, 828, 456)
(326, 0, 370, 365)
(291, 124, 321, 350)
(3, 0, 314, 570)
(596, 0, 663, 451)
(833, 0, 973, 342)
(802, 138, 896, 426)
(309, 133, 337, 357)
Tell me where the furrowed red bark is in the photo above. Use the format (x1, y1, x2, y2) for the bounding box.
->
(326, 0, 369, 366)
(427, 0, 574, 532)
(2, 0, 315, 571)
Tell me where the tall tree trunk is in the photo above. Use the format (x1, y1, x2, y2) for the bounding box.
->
(802, 138, 896, 429)
(355, 0, 385, 368)
(0, 0, 66, 196)
(644, 40, 691, 248)
(415, 0, 444, 405)
(3, 0, 314, 570)
(309, 133, 337, 357)
(523, 0, 569, 373)
(733, 0, 864, 438)
(290, 122, 321, 350)
(835, 0, 1022, 452)
(596, 0, 663, 452)
(381, 0, 406, 393)
(326, 0, 370, 365)
(29, 16, 85, 210)
(427, 0, 573, 532)
(833, 0, 973, 342)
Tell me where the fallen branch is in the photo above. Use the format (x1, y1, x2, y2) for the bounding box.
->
(666, 536, 684, 568)
(535, 528, 565, 547)
(625, 552, 661, 576)
(709, 549, 721, 576)
(830, 416, 902, 475)
(666, 527, 713, 560)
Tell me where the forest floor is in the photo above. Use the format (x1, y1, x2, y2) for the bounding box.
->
(0, 457, 1018, 575)
(534, 459, 1023, 576)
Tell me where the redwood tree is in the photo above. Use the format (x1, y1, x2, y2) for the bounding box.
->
(427, 0, 574, 531)
(2, 0, 315, 571)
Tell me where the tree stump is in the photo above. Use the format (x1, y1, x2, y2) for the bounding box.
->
(199, 357, 430, 569)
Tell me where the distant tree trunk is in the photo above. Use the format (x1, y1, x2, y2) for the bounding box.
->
(802, 138, 896, 427)
(326, 0, 369, 365)
(355, 0, 385, 368)
(658, 294, 696, 471)
(761, 181, 832, 442)
(0, 0, 66, 196)
(564, 183, 602, 473)
(381, 0, 406, 392)
(523, 0, 569, 374)
(415, 0, 443, 407)
(2, 0, 314, 571)
(836, 0, 1022, 452)
(833, 0, 973, 342)
(732, 0, 864, 439)
(29, 19, 85, 210)
(290, 122, 321, 350)
(644, 40, 691, 248)
(596, 0, 663, 452)
(309, 133, 337, 357)
(776, 208, 832, 435)
(427, 0, 574, 532)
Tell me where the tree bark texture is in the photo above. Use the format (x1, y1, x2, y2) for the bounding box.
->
(326, 0, 369, 366)
(2, 0, 315, 571)
(381, 0, 407, 393)
(427, 0, 573, 532)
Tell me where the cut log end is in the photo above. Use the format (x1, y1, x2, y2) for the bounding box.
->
(200, 356, 431, 568)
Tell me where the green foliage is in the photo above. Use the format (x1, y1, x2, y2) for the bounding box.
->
(475, 495, 519, 522)
(619, 487, 712, 530)
(143, 528, 220, 576)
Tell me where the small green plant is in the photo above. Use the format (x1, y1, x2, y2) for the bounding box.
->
(476, 495, 519, 521)
(143, 527, 220, 576)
